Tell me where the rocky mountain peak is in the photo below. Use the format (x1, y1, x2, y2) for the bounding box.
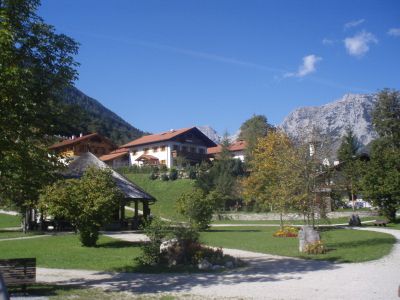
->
(280, 93, 378, 157)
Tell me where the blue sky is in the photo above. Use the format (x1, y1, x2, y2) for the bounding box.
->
(39, 0, 400, 135)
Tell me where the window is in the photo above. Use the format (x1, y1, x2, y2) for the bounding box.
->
(173, 145, 179, 151)
(161, 145, 166, 151)
(161, 160, 166, 165)
(199, 148, 205, 154)
(182, 146, 187, 152)
(132, 150, 137, 155)
(190, 147, 195, 153)
(144, 148, 149, 154)
(153, 147, 158, 153)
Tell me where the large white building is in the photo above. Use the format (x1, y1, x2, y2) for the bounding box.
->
(119, 127, 217, 168)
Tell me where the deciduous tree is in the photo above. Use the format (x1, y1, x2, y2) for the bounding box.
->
(242, 131, 305, 229)
(0, 0, 79, 226)
(40, 167, 123, 246)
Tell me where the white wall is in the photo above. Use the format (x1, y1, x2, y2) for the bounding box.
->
(128, 141, 208, 168)
(232, 150, 245, 161)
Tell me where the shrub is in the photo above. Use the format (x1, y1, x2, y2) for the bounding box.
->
(169, 168, 178, 181)
(149, 172, 158, 180)
(273, 226, 299, 238)
(177, 189, 217, 230)
(40, 167, 122, 247)
(160, 173, 169, 181)
(138, 218, 172, 266)
(304, 241, 327, 254)
(188, 166, 197, 179)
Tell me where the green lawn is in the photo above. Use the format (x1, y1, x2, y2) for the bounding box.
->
(125, 173, 195, 220)
(8, 285, 178, 300)
(0, 234, 142, 272)
(387, 222, 400, 230)
(0, 230, 43, 239)
(200, 226, 395, 263)
(212, 216, 377, 225)
(0, 213, 21, 228)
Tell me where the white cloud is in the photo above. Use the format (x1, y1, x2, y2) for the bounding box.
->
(344, 19, 365, 30)
(284, 54, 322, 78)
(322, 38, 335, 45)
(344, 31, 377, 57)
(388, 28, 400, 37)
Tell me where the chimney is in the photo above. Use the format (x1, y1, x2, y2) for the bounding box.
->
(79, 133, 83, 137)
(71, 135, 76, 140)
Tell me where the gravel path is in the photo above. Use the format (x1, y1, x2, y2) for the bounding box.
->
(36, 227, 400, 300)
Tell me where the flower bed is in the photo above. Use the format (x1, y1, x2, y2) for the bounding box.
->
(273, 226, 299, 237)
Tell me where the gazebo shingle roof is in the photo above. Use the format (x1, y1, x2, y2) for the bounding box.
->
(63, 152, 155, 201)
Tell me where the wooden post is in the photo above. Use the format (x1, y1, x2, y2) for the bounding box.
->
(120, 202, 125, 220)
(143, 201, 149, 220)
(134, 200, 139, 219)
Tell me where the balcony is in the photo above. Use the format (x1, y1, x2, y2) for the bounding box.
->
(171, 150, 208, 162)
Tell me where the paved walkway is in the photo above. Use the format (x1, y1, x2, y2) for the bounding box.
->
(36, 227, 400, 300)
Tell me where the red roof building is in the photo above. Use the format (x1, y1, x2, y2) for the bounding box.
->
(120, 127, 217, 168)
(49, 133, 116, 158)
(207, 140, 247, 161)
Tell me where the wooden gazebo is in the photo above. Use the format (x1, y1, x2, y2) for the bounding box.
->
(63, 152, 155, 227)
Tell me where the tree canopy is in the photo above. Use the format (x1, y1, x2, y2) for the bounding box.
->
(0, 0, 78, 216)
(242, 131, 305, 228)
(336, 127, 363, 209)
(238, 114, 274, 161)
(40, 167, 123, 246)
(362, 89, 400, 221)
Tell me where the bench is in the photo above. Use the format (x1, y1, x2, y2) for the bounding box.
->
(374, 220, 388, 227)
(0, 258, 36, 292)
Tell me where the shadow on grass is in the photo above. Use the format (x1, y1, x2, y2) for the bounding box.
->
(111, 263, 209, 274)
(97, 240, 143, 248)
(204, 229, 261, 233)
(8, 283, 84, 297)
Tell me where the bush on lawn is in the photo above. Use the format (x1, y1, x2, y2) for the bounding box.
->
(40, 167, 122, 247)
(169, 168, 178, 181)
(177, 188, 217, 230)
(138, 218, 233, 269)
(304, 240, 327, 254)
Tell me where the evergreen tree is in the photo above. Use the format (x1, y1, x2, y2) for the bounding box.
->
(362, 89, 400, 221)
(238, 114, 274, 162)
(337, 127, 362, 210)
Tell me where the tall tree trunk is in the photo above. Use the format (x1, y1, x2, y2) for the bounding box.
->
(351, 182, 355, 211)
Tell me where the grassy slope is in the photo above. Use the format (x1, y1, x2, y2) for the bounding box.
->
(0, 213, 20, 228)
(0, 234, 142, 272)
(200, 226, 395, 263)
(125, 173, 195, 220)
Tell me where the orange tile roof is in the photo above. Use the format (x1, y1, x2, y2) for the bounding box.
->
(49, 133, 116, 150)
(121, 127, 218, 148)
(49, 133, 99, 149)
(99, 148, 129, 162)
(207, 140, 246, 154)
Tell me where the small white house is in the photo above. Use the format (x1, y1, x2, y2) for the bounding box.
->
(207, 140, 247, 162)
(120, 127, 217, 168)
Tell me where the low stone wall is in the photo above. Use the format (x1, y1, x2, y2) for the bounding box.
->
(213, 210, 379, 221)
